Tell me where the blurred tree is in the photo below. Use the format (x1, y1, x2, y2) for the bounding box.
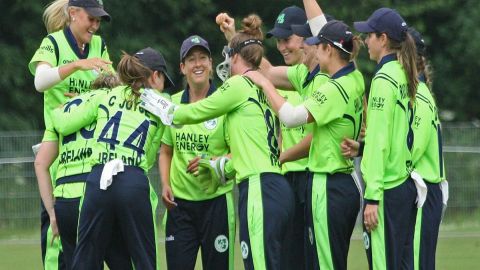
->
(0, 0, 476, 131)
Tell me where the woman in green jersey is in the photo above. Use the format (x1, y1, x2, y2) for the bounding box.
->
(406, 27, 446, 270)
(217, 6, 328, 269)
(29, 0, 112, 268)
(39, 73, 134, 270)
(354, 8, 420, 270)
(245, 20, 365, 270)
(141, 15, 295, 270)
(159, 35, 236, 270)
(52, 47, 174, 270)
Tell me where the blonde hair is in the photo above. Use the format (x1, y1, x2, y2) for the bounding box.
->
(230, 14, 264, 68)
(43, 0, 69, 33)
(91, 72, 121, 90)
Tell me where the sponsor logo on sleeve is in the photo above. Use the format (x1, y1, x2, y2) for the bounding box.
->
(371, 96, 385, 111)
(312, 91, 327, 105)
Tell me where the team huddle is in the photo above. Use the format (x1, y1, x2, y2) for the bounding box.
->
(30, 0, 448, 269)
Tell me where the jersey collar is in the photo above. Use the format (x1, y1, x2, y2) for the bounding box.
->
(331, 62, 356, 79)
(374, 53, 397, 74)
(181, 81, 216, 104)
(64, 27, 90, 59)
(302, 64, 320, 88)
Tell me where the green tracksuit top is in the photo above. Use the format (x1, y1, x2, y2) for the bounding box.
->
(162, 85, 233, 200)
(52, 86, 166, 173)
(173, 75, 281, 182)
(361, 54, 414, 201)
(412, 79, 445, 183)
(304, 62, 365, 174)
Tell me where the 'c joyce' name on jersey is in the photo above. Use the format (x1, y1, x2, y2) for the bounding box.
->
(97, 92, 157, 167)
(175, 133, 210, 152)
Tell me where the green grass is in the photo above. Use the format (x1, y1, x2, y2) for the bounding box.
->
(1, 233, 479, 269)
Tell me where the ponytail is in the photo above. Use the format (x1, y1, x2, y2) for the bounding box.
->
(398, 33, 418, 104)
(417, 55, 433, 90)
(117, 52, 153, 101)
(386, 32, 418, 104)
(43, 0, 70, 33)
(335, 35, 363, 62)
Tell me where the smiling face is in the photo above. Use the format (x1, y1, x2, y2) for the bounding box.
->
(180, 47, 212, 87)
(69, 7, 101, 47)
(276, 34, 304, 65)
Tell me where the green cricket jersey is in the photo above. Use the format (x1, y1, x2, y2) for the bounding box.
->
(55, 92, 97, 179)
(173, 75, 281, 181)
(29, 28, 112, 141)
(361, 54, 414, 201)
(304, 62, 365, 174)
(52, 86, 165, 173)
(162, 85, 233, 200)
(412, 80, 444, 183)
(280, 64, 329, 173)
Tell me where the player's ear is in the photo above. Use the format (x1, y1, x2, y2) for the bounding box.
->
(180, 62, 186, 76)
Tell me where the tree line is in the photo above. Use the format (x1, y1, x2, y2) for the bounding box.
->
(1, 0, 477, 130)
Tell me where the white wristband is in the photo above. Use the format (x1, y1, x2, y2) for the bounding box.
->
(309, 15, 328, 36)
(278, 102, 309, 128)
(34, 64, 61, 92)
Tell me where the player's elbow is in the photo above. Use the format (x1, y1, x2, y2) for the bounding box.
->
(278, 102, 309, 128)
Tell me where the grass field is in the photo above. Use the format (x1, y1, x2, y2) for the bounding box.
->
(1, 230, 479, 269)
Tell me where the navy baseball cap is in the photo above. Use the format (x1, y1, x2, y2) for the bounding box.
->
(134, 47, 174, 89)
(266, 6, 307, 39)
(354, 7, 408, 42)
(291, 13, 335, 38)
(408, 27, 426, 56)
(180, 35, 211, 61)
(305, 20, 354, 54)
(69, 0, 111, 22)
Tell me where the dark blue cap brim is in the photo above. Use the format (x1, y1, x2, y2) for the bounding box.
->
(291, 24, 312, 38)
(354, 21, 375, 33)
(84, 7, 111, 22)
(180, 44, 211, 61)
(305, 36, 320, 45)
(266, 27, 293, 39)
(161, 70, 175, 89)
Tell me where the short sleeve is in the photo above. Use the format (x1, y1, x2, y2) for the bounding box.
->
(29, 37, 58, 75)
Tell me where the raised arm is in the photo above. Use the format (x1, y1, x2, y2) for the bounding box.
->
(216, 13, 236, 43)
(303, 0, 328, 35)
